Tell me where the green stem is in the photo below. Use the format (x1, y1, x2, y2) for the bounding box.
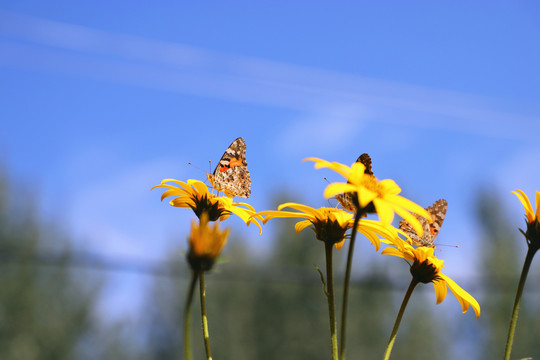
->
(503, 246, 538, 360)
(184, 271, 198, 360)
(339, 210, 362, 360)
(199, 271, 213, 360)
(382, 278, 418, 360)
(324, 241, 339, 360)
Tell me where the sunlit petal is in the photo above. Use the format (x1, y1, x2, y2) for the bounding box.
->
(278, 202, 320, 217)
(381, 247, 406, 259)
(512, 189, 534, 223)
(295, 220, 313, 234)
(324, 183, 358, 199)
(373, 199, 395, 224)
(440, 273, 481, 318)
(394, 207, 425, 238)
(432, 278, 448, 304)
(535, 191, 540, 221)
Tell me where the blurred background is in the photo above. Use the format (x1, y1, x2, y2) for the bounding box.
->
(1, 1, 540, 359)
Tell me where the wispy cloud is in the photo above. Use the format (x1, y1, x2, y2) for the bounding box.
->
(277, 103, 367, 155)
(1, 10, 538, 139)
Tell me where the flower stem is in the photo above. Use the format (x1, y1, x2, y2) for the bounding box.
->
(339, 210, 362, 360)
(324, 241, 339, 360)
(199, 271, 213, 360)
(503, 246, 538, 360)
(382, 278, 418, 360)
(184, 270, 198, 360)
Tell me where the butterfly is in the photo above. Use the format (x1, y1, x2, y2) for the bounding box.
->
(336, 153, 374, 212)
(207, 137, 251, 198)
(399, 199, 448, 248)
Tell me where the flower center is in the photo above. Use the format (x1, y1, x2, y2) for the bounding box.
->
(191, 194, 230, 221)
(410, 259, 440, 284)
(313, 210, 349, 245)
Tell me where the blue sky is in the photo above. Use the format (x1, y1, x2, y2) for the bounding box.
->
(1, 1, 540, 326)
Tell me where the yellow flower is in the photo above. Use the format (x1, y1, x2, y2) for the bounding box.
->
(512, 189, 540, 249)
(152, 179, 262, 234)
(257, 202, 400, 250)
(187, 213, 229, 271)
(305, 157, 431, 237)
(382, 241, 481, 318)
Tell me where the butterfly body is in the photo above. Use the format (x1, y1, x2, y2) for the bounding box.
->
(208, 137, 251, 198)
(399, 199, 447, 248)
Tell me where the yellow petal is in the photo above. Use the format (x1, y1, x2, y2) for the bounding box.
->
(323, 183, 358, 199)
(162, 178, 188, 187)
(347, 162, 366, 183)
(372, 199, 395, 224)
(170, 197, 194, 208)
(414, 246, 435, 262)
(225, 205, 263, 234)
(356, 187, 378, 208)
(512, 189, 534, 223)
(225, 205, 250, 223)
(258, 210, 310, 223)
(386, 194, 431, 221)
(234, 201, 257, 212)
(535, 191, 540, 221)
(440, 273, 481, 318)
(294, 220, 313, 234)
(159, 188, 184, 201)
(248, 218, 263, 234)
(335, 239, 345, 250)
(432, 278, 448, 304)
(304, 157, 352, 179)
(277, 202, 318, 217)
(381, 247, 406, 259)
(357, 226, 382, 251)
(395, 207, 425, 238)
(189, 179, 210, 195)
(377, 179, 402, 195)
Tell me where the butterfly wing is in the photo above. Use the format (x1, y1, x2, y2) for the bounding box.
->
(357, 153, 373, 175)
(209, 137, 251, 198)
(399, 199, 447, 247)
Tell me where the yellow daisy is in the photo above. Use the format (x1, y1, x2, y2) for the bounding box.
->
(305, 157, 431, 237)
(503, 189, 540, 360)
(152, 179, 262, 234)
(382, 240, 480, 318)
(187, 213, 229, 272)
(257, 202, 400, 250)
(512, 189, 540, 249)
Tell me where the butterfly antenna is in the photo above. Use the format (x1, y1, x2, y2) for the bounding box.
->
(322, 178, 340, 208)
(437, 243, 459, 249)
(187, 162, 207, 173)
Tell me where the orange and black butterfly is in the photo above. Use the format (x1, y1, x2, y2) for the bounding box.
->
(399, 199, 448, 248)
(207, 137, 251, 198)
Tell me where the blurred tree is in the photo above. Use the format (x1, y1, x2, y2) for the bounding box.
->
(476, 190, 540, 360)
(0, 172, 134, 360)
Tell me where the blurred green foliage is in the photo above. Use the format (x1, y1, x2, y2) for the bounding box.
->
(0, 174, 132, 360)
(2, 169, 539, 359)
(476, 190, 540, 360)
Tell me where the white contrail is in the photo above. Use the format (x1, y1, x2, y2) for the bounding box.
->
(0, 10, 537, 138)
